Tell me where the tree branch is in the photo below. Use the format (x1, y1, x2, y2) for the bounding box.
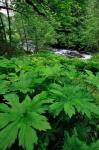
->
(25, 0, 45, 16)
(0, 5, 29, 18)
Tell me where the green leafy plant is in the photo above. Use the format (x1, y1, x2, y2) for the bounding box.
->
(0, 52, 99, 150)
(49, 83, 99, 118)
(0, 93, 51, 150)
(8, 70, 45, 94)
(85, 70, 99, 90)
(62, 131, 99, 150)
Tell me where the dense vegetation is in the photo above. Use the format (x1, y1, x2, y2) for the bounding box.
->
(0, 51, 99, 150)
(0, 0, 99, 54)
(0, 0, 99, 150)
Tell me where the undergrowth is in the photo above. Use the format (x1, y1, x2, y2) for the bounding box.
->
(0, 51, 99, 150)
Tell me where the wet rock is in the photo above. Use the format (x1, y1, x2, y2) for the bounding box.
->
(18, 40, 36, 52)
(53, 48, 92, 60)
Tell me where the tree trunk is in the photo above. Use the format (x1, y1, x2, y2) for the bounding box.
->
(5, 0, 12, 46)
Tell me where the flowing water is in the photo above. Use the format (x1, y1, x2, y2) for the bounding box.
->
(53, 48, 92, 60)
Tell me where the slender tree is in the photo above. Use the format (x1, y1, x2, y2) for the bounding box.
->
(5, 0, 12, 46)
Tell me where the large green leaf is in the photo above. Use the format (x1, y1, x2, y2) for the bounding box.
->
(85, 70, 99, 89)
(62, 132, 99, 150)
(19, 124, 38, 150)
(0, 80, 10, 94)
(0, 94, 51, 150)
(0, 122, 19, 150)
(49, 83, 99, 118)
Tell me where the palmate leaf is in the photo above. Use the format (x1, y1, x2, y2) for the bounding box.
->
(0, 79, 10, 94)
(85, 70, 99, 89)
(49, 83, 99, 118)
(31, 91, 54, 114)
(9, 70, 45, 93)
(0, 122, 19, 150)
(19, 124, 38, 150)
(11, 57, 33, 72)
(31, 113, 51, 131)
(64, 102, 75, 118)
(89, 140, 99, 150)
(9, 71, 35, 93)
(62, 132, 87, 150)
(62, 131, 99, 150)
(0, 93, 51, 150)
(42, 64, 63, 77)
(4, 93, 19, 108)
(0, 58, 12, 69)
(0, 74, 6, 80)
(49, 102, 64, 117)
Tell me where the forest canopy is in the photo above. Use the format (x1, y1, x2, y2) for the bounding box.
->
(0, 0, 99, 54)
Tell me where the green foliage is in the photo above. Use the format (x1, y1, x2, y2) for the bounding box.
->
(1, 0, 99, 54)
(0, 52, 99, 149)
(62, 132, 99, 150)
(85, 70, 99, 89)
(49, 83, 99, 118)
(13, 13, 57, 51)
(0, 93, 51, 150)
(81, 0, 99, 51)
(29, 16, 57, 50)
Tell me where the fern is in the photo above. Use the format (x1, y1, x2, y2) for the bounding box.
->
(49, 83, 99, 118)
(0, 93, 51, 150)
